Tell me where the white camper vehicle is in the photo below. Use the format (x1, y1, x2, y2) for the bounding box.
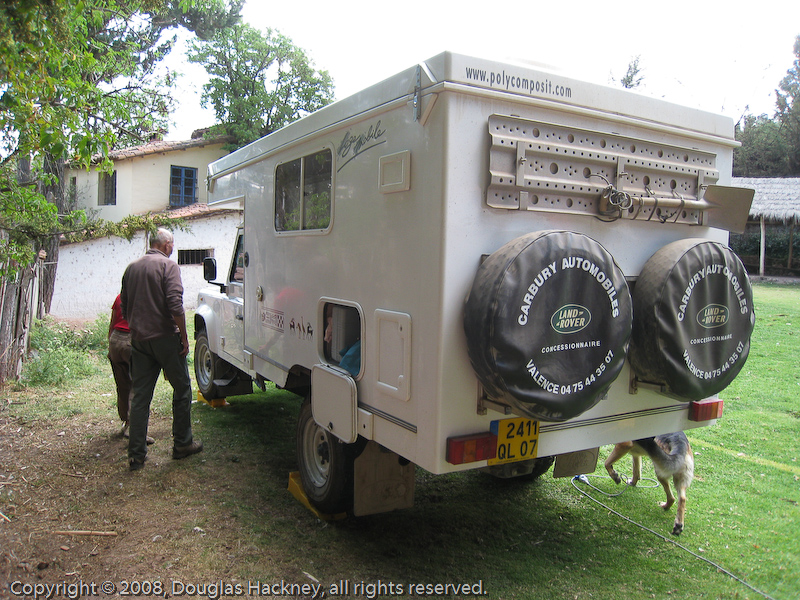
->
(195, 52, 755, 516)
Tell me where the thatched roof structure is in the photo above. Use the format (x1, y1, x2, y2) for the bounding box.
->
(733, 177, 800, 225)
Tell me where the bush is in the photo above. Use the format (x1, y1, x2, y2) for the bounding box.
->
(730, 225, 800, 262)
(20, 347, 98, 387)
(28, 315, 108, 354)
(21, 315, 109, 387)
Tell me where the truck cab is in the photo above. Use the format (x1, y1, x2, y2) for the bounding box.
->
(195, 228, 251, 400)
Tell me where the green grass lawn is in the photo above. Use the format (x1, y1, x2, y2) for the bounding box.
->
(188, 281, 800, 600)
(4, 282, 798, 600)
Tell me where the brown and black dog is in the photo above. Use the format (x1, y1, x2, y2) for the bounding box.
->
(604, 431, 694, 535)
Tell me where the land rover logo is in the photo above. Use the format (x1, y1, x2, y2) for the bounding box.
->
(696, 304, 729, 329)
(551, 304, 591, 334)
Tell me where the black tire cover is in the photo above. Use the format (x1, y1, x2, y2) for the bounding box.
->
(464, 230, 632, 422)
(630, 238, 755, 400)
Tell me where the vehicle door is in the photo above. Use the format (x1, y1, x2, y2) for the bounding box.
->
(220, 231, 245, 365)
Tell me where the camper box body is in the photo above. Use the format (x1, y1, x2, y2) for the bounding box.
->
(197, 52, 752, 514)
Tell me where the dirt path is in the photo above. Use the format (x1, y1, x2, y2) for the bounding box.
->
(0, 402, 257, 599)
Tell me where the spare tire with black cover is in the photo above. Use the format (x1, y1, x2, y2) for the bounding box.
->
(630, 238, 755, 400)
(464, 230, 633, 422)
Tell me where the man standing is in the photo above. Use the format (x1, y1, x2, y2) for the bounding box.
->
(108, 293, 132, 435)
(121, 228, 203, 471)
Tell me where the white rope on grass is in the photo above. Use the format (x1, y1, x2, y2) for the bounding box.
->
(570, 475, 778, 600)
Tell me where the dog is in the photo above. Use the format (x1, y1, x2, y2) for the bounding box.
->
(604, 431, 694, 535)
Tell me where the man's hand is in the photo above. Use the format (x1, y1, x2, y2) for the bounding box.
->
(174, 313, 190, 357)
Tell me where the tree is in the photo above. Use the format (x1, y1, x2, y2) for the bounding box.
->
(621, 55, 644, 90)
(732, 35, 800, 177)
(612, 55, 644, 90)
(733, 114, 790, 177)
(1, 0, 243, 274)
(775, 35, 800, 174)
(188, 23, 335, 149)
(0, 0, 242, 383)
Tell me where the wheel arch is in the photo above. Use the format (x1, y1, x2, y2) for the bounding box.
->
(194, 304, 215, 340)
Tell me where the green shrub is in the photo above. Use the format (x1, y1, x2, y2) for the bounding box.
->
(730, 225, 800, 261)
(28, 315, 109, 354)
(20, 347, 98, 387)
(21, 315, 108, 387)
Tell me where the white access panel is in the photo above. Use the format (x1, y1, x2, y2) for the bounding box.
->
(311, 364, 358, 444)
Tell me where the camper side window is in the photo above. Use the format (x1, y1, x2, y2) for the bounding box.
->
(324, 303, 361, 377)
(275, 149, 332, 232)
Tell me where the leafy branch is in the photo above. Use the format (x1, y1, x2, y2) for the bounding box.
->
(61, 213, 189, 244)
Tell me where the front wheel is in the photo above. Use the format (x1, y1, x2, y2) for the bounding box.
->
(194, 332, 220, 399)
(296, 400, 353, 514)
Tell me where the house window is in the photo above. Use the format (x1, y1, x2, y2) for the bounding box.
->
(98, 171, 116, 206)
(178, 249, 212, 265)
(275, 149, 332, 232)
(170, 166, 198, 207)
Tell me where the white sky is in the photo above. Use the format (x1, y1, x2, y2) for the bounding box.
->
(166, 0, 800, 140)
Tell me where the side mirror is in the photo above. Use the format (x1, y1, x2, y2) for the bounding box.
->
(203, 257, 217, 282)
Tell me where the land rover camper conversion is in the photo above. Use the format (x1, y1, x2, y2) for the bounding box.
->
(194, 52, 755, 516)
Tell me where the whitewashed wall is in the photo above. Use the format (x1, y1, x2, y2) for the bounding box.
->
(50, 212, 242, 321)
(66, 143, 229, 222)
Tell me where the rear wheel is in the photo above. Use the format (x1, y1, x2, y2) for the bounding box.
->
(296, 400, 353, 514)
(194, 332, 220, 399)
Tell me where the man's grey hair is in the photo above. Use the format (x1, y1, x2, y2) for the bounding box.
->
(150, 228, 174, 248)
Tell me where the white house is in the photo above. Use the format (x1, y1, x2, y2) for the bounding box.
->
(66, 130, 232, 220)
(51, 131, 241, 321)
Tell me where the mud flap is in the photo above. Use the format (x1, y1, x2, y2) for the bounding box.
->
(212, 374, 253, 398)
(553, 448, 599, 478)
(353, 441, 415, 517)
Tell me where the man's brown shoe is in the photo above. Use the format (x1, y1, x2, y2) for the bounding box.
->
(123, 426, 154, 444)
(172, 439, 203, 459)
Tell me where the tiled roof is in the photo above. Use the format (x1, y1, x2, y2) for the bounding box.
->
(733, 177, 800, 224)
(164, 202, 240, 220)
(104, 134, 233, 162)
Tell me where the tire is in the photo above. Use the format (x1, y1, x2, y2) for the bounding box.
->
(630, 239, 755, 400)
(464, 230, 633, 422)
(296, 400, 353, 514)
(194, 332, 221, 399)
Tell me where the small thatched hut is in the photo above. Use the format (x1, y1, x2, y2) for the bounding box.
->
(732, 177, 800, 276)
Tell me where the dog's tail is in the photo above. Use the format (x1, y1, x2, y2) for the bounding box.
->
(635, 432, 693, 474)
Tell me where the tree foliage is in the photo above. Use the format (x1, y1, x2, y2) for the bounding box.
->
(610, 55, 644, 90)
(188, 23, 335, 149)
(735, 34, 800, 177)
(619, 55, 644, 90)
(0, 0, 242, 277)
(776, 35, 800, 174)
(733, 114, 790, 177)
(0, 0, 241, 383)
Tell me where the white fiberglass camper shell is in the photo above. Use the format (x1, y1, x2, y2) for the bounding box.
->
(195, 52, 755, 516)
